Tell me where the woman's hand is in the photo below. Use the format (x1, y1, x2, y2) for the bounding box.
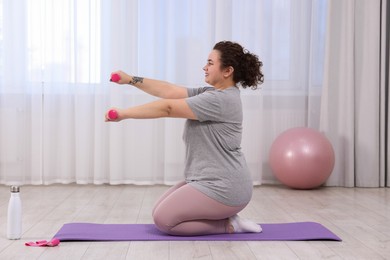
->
(105, 108, 122, 122)
(110, 70, 131, 85)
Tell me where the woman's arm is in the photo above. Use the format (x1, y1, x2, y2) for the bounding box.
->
(105, 98, 196, 122)
(111, 70, 188, 99)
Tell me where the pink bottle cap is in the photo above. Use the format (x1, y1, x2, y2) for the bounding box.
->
(108, 109, 118, 120)
(110, 73, 121, 82)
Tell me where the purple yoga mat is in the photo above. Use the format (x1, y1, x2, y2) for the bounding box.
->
(53, 222, 341, 241)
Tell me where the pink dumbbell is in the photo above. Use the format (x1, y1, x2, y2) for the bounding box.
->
(110, 73, 121, 82)
(107, 109, 118, 120)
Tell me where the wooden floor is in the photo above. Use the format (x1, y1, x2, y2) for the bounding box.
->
(0, 184, 389, 260)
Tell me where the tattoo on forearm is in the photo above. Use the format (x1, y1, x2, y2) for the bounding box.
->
(129, 76, 144, 85)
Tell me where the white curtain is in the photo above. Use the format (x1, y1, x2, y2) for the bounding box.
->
(320, 0, 389, 187)
(0, 0, 327, 186)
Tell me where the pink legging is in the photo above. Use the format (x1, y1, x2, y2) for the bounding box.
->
(152, 181, 247, 236)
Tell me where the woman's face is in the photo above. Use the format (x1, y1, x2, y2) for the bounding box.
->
(203, 50, 225, 86)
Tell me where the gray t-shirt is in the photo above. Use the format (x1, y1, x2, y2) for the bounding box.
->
(183, 86, 253, 206)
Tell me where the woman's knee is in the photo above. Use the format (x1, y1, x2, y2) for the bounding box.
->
(152, 208, 174, 234)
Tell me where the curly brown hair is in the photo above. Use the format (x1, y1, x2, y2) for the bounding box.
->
(213, 41, 264, 89)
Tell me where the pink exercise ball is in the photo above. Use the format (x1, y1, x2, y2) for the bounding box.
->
(269, 127, 335, 189)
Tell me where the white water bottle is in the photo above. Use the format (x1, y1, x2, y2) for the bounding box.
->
(7, 186, 22, 240)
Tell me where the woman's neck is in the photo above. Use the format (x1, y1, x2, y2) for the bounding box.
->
(214, 79, 236, 90)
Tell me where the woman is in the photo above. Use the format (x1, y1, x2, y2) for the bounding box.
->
(106, 41, 264, 236)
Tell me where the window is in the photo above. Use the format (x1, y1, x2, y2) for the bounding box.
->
(1, 0, 327, 91)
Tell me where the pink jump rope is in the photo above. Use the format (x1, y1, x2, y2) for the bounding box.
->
(107, 73, 121, 120)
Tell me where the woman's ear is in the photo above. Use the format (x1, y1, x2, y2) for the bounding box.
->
(224, 66, 234, 78)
